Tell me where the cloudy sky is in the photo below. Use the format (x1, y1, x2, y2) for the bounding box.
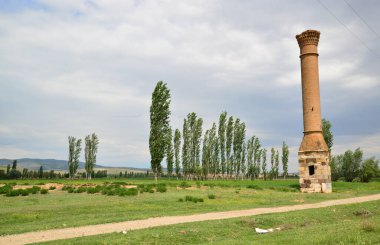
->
(0, 0, 379, 172)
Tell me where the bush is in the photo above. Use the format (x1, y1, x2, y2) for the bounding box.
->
(208, 194, 216, 199)
(86, 187, 97, 194)
(49, 186, 56, 190)
(126, 188, 138, 196)
(178, 198, 184, 202)
(29, 186, 40, 194)
(40, 189, 48, 194)
(352, 177, 361, 182)
(246, 184, 262, 190)
(179, 181, 191, 188)
(6, 189, 21, 197)
(196, 181, 202, 188)
(21, 189, 29, 196)
(184, 195, 203, 203)
(0, 184, 13, 195)
(74, 187, 86, 193)
(157, 184, 167, 193)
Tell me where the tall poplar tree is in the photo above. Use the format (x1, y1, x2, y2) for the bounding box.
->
(253, 137, 261, 179)
(174, 129, 181, 177)
(202, 130, 210, 179)
(194, 117, 203, 177)
(275, 150, 280, 179)
(182, 118, 190, 178)
(270, 147, 275, 180)
(247, 137, 255, 179)
(226, 116, 234, 177)
(149, 81, 171, 182)
(182, 113, 203, 178)
(209, 123, 219, 177)
(281, 141, 289, 179)
(166, 128, 174, 177)
(232, 119, 245, 178)
(68, 136, 82, 179)
(84, 133, 99, 180)
(218, 111, 227, 176)
(262, 148, 267, 180)
(241, 141, 247, 179)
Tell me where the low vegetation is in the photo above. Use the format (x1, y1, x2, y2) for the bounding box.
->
(0, 178, 379, 236)
(36, 200, 380, 245)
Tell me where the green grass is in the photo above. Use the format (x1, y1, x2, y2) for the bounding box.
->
(36, 200, 380, 245)
(0, 179, 379, 236)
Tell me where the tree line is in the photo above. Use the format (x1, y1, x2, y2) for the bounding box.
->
(0, 159, 110, 180)
(149, 81, 290, 181)
(322, 119, 379, 182)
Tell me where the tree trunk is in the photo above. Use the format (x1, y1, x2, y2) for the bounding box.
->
(154, 171, 158, 183)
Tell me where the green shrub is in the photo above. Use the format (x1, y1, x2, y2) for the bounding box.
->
(21, 189, 29, 196)
(204, 183, 215, 188)
(67, 187, 74, 193)
(112, 181, 128, 185)
(352, 177, 361, 182)
(49, 186, 56, 190)
(29, 186, 41, 194)
(157, 184, 167, 193)
(179, 181, 191, 188)
(208, 194, 216, 199)
(246, 184, 262, 190)
(6, 189, 21, 197)
(126, 188, 138, 196)
(0, 184, 13, 195)
(196, 181, 202, 188)
(95, 185, 103, 192)
(86, 187, 97, 194)
(106, 189, 116, 196)
(178, 198, 184, 202)
(40, 189, 48, 194)
(149, 189, 155, 193)
(37, 182, 46, 185)
(74, 187, 86, 193)
(184, 195, 203, 203)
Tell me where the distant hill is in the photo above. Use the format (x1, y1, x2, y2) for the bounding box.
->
(0, 158, 148, 172)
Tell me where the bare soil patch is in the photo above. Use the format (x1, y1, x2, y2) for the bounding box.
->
(13, 183, 64, 191)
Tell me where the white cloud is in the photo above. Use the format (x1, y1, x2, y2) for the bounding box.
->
(0, 0, 379, 169)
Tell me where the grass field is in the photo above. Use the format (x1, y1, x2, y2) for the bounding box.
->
(1, 178, 379, 236)
(36, 200, 379, 245)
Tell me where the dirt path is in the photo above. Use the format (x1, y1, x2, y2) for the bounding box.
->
(1, 193, 380, 245)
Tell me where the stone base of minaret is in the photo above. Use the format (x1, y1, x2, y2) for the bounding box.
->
(298, 151, 332, 193)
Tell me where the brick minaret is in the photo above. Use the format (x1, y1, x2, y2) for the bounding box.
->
(296, 30, 332, 193)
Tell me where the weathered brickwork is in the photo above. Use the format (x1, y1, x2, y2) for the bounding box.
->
(296, 30, 332, 193)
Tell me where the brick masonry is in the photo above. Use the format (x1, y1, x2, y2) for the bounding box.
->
(296, 30, 332, 193)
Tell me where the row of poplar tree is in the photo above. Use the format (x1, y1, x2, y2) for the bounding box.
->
(166, 112, 290, 180)
(67, 133, 99, 179)
(149, 81, 289, 181)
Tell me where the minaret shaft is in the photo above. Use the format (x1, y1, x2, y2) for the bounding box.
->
(296, 30, 332, 193)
